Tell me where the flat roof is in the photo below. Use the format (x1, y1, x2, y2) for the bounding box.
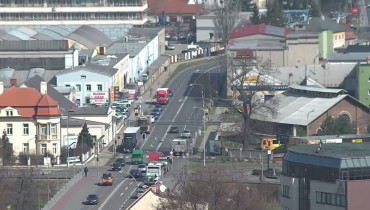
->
(285, 143, 370, 169)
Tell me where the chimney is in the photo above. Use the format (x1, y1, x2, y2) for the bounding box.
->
(40, 81, 47, 94)
(0, 82, 3, 95)
(10, 78, 17, 87)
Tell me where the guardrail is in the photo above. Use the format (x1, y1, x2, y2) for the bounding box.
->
(42, 170, 83, 210)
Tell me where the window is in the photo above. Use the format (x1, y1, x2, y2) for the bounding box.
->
(65, 84, 71, 87)
(50, 124, 56, 134)
(97, 84, 103, 91)
(52, 143, 57, 154)
(368, 78, 370, 82)
(368, 89, 370, 95)
(86, 84, 91, 91)
(317, 192, 345, 207)
(6, 110, 13, 116)
(282, 185, 290, 198)
(23, 143, 29, 154)
(41, 144, 47, 155)
(76, 99, 80, 106)
(81, 75, 86, 79)
(23, 124, 29, 135)
(41, 124, 47, 135)
(6, 124, 12, 135)
(76, 84, 81, 91)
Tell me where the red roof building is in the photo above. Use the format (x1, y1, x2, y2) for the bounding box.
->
(229, 24, 290, 40)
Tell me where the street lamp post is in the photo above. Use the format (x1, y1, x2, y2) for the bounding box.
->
(307, 109, 314, 138)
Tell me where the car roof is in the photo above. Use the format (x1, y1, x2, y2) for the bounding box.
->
(88, 194, 97, 197)
(130, 169, 139, 172)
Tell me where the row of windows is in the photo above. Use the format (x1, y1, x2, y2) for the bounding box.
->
(0, 0, 144, 7)
(334, 34, 345, 41)
(65, 84, 103, 91)
(0, 12, 142, 21)
(5, 123, 57, 135)
(23, 143, 58, 155)
(316, 191, 345, 207)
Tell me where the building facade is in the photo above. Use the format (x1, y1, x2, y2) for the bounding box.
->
(0, 0, 148, 25)
(281, 143, 370, 210)
(55, 64, 118, 107)
(0, 81, 61, 157)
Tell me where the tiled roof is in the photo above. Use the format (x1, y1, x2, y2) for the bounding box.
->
(345, 27, 356, 40)
(148, 0, 202, 14)
(229, 24, 290, 39)
(0, 86, 61, 117)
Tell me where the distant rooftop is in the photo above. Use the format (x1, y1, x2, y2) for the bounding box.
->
(306, 17, 346, 33)
(285, 143, 370, 169)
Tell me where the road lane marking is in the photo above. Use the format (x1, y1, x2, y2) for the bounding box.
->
(156, 125, 171, 151)
(125, 187, 128, 190)
(98, 179, 127, 210)
(130, 182, 132, 185)
(172, 96, 187, 123)
(120, 193, 124, 196)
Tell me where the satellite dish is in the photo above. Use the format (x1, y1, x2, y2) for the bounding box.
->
(159, 185, 167, 193)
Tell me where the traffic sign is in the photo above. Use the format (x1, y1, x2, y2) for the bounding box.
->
(186, 153, 189, 157)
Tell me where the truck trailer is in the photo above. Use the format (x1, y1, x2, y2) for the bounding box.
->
(122, 127, 142, 153)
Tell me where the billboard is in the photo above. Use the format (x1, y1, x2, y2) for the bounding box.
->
(64, 135, 78, 149)
(90, 92, 108, 104)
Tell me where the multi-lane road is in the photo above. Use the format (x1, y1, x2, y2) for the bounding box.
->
(52, 61, 222, 210)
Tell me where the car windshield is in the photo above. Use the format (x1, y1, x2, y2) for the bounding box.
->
(88, 195, 97, 199)
(132, 154, 142, 158)
(158, 94, 165, 98)
(130, 170, 139, 174)
(183, 130, 190, 133)
(116, 158, 124, 163)
(139, 165, 145, 168)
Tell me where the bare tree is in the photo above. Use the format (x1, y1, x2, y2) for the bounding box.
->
(227, 55, 280, 148)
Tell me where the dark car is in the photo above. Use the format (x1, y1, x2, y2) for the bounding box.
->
(115, 157, 126, 167)
(168, 90, 173, 97)
(153, 107, 162, 113)
(86, 194, 99, 205)
(151, 111, 160, 120)
(129, 169, 141, 178)
(168, 126, 180, 133)
(112, 162, 121, 171)
(154, 104, 162, 110)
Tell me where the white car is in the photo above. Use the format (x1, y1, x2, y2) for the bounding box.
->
(181, 129, 191, 138)
(145, 115, 155, 123)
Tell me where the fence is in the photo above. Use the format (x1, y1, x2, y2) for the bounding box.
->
(42, 170, 83, 210)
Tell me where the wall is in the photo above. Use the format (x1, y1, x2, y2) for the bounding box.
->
(196, 16, 216, 42)
(286, 37, 320, 67)
(358, 64, 370, 107)
(310, 180, 346, 210)
(280, 175, 300, 210)
(255, 50, 285, 67)
(309, 97, 370, 134)
(113, 54, 130, 91)
(347, 179, 370, 210)
(319, 30, 333, 59)
(332, 32, 346, 49)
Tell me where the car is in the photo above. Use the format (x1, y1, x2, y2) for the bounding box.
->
(133, 187, 145, 199)
(137, 164, 147, 173)
(154, 103, 162, 110)
(146, 115, 155, 123)
(112, 162, 121, 171)
(101, 173, 114, 186)
(171, 35, 178, 41)
(181, 129, 191, 138)
(165, 34, 171, 39)
(86, 194, 99, 205)
(153, 107, 162, 114)
(168, 126, 180, 133)
(165, 44, 175, 50)
(151, 111, 160, 120)
(115, 157, 126, 167)
(168, 89, 173, 97)
(129, 169, 141, 178)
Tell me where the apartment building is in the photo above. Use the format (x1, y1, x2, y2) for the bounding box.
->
(0, 0, 148, 26)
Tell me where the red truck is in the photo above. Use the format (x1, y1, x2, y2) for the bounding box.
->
(156, 88, 169, 104)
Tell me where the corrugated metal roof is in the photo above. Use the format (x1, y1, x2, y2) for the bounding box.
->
(285, 143, 370, 169)
(289, 84, 346, 93)
(38, 29, 65, 40)
(252, 89, 347, 125)
(107, 42, 147, 57)
(0, 33, 21, 41)
(8, 30, 30, 40)
(56, 63, 118, 77)
(47, 25, 70, 37)
(0, 40, 69, 51)
(16, 27, 37, 37)
(67, 25, 112, 49)
(327, 53, 370, 62)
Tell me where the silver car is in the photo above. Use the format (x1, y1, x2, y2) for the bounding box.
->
(137, 164, 147, 173)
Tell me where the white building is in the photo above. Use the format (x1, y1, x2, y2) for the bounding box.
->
(0, 0, 148, 26)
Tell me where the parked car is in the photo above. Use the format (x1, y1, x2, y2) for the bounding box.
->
(129, 169, 142, 178)
(153, 107, 162, 114)
(112, 162, 121, 171)
(151, 110, 161, 120)
(86, 194, 99, 205)
(181, 129, 191, 138)
(137, 164, 147, 173)
(171, 35, 178, 41)
(165, 44, 175, 50)
(154, 104, 162, 111)
(115, 157, 126, 167)
(168, 126, 180, 133)
(133, 187, 145, 199)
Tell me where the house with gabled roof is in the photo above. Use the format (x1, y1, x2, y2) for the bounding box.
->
(55, 64, 119, 107)
(0, 81, 62, 158)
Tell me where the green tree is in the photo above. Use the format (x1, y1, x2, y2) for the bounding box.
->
(78, 122, 93, 148)
(249, 3, 262, 24)
(1, 131, 13, 165)
(316, 115, 355, 135)
(310, 0, 321, 17)
(262, 0, 288, 27)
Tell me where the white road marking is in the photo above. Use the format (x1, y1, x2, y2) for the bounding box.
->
(130, 182, 132, 185)
(172, 96, 187, 123)
(125, 187, 128, 190)
(120, 192, 124, 196)
(156, 125, 171, 151)
(98, 179, 127, 210)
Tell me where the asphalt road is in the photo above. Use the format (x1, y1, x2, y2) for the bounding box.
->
(51, 61, 222, 210)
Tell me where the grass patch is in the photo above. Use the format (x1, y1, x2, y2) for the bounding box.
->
(222, 140, 243, 149)
(162, 58, 219, 88)
(105, 154, 120, 166)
